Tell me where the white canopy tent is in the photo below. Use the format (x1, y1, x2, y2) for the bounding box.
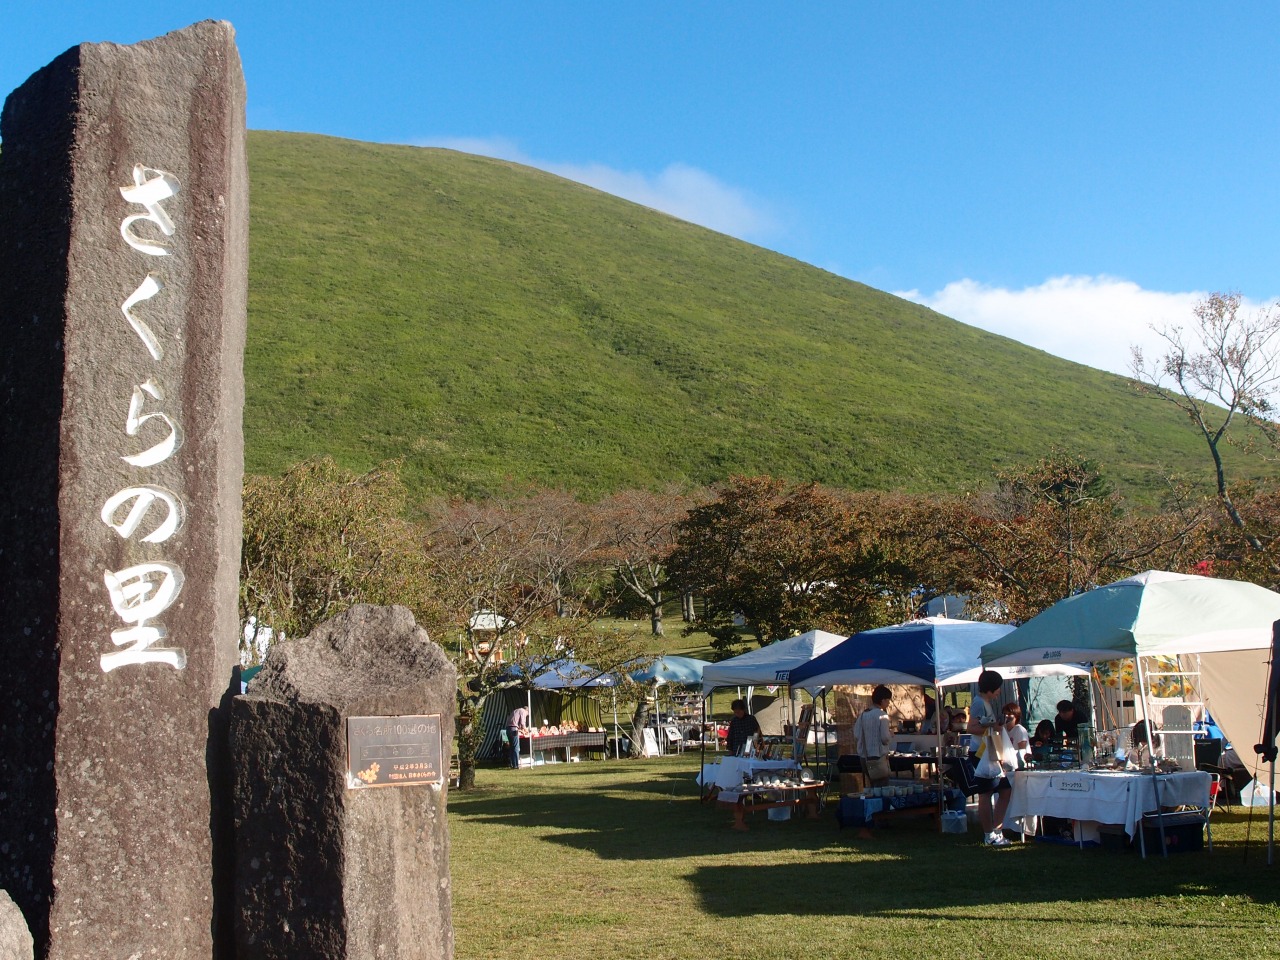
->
(699, 629, 848, 695)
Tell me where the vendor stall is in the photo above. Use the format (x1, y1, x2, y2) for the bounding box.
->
(627, 655, 710, 755)
(981, 570, 1280, 856)
(1005, 768, 1211, 852)
(789, 617, 1086, 831)
(520, 730, 609, 763)
(699, 756, 823, 830)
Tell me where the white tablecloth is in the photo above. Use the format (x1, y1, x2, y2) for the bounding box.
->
(1006, 769, 1211, 838)
(700, 757, 799, 796)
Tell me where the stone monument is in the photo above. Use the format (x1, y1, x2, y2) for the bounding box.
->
(232, 605, 456, 960)
(0, 21, 247, 960)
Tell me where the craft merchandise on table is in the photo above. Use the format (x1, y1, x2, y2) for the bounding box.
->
(520, 730, 608, 763)
(1004, 768, 1211, 842)
(700, 756, 800, 798)
(700, 756, 824, 830)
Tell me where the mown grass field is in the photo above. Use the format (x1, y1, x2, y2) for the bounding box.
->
(449, 756, 1280, 960)
(243, 131, 1265, 504)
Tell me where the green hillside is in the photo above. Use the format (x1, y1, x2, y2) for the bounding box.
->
(245, 130, 1226, 501)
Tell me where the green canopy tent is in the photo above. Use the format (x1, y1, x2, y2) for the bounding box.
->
(981, 570, 1280, 855)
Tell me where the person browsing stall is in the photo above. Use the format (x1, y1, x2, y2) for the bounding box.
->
(726, 699, 762, 756)
(920, 686, 938, 734)
(505, 703, 530, 769)
(854, 685, 894, 788)
(969, 670, 1013, 846)
(1030, 719, 1056, 761)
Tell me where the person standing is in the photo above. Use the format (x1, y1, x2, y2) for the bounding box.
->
(506, 703, 530, 769)
(1003, 703, 1031, 766)
(969, 670, 1013, 846)
(854, 685, 894, 788)
(726, 699, 762, 756)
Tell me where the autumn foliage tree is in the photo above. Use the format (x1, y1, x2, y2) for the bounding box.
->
(239, 457, 443, 660)
(1131, 291, 1280, 573)
(596, 486, 696, 637)
(936, 454, 1206, 621)
(424, 492, 649, 788)
(665, 476, 912, 655)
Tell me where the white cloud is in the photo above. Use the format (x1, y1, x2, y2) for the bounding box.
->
(894, 275, 1227, 377)
(414, 136, 776, 241)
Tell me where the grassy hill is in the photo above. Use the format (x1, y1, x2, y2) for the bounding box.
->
(245, 130, 1233, 502)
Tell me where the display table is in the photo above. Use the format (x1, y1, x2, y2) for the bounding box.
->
(521, 732, 607, 763)
(717, 782, 824, 831)
(1005, 769, 1211, 845)
(700, 757, 800, 796)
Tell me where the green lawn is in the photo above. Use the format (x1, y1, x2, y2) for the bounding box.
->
(592, 614, 720, 659)
(448, 756, 1280, 960)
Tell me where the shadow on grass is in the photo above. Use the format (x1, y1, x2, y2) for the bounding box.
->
(451, 760, 1280, 911)
(688, 839, 1280, 917)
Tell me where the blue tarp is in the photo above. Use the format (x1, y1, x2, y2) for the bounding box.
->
(627, 655, 709, 686)
(531, 658, 618, 690)
(787, 617, 1017, 690)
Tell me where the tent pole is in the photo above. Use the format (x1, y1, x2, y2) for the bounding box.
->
(935, 682, 946, 833)
(525, 689, 533, 770)
(656, 681, 664, 756)
(1269, 748, 1275, 866)
(611, 688, 618, 760)
(1269, 644, 1277, 865)
(700, 695, 708, 798)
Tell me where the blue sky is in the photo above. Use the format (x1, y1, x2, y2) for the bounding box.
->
(5, 3, 1278, 376)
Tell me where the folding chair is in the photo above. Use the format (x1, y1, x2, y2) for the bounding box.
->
(1206, 772, 1222, 815)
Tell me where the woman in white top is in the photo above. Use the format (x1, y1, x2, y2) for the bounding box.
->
(1003, 702, 1031, 767)
(854, 685, 893, 787)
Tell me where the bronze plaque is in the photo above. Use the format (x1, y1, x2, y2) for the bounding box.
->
(346, 715, 445, 788)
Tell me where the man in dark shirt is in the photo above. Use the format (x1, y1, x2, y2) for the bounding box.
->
(726, 699, 762, 756)
(1053, 700, 1089, 742)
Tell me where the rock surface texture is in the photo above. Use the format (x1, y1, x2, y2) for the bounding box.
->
(0, 892, 33, 960)
(233, 605, 457, 960)
(0, 20, 246, 960)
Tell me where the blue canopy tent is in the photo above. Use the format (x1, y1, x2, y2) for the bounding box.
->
(787, 617, 1088, 692)
(628, 655, 708, 686)
(788, 617, 1087, 823)
(532, 659, 618, 690)
(530, 659, 623, 760)
(627, 655, 710, 755)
